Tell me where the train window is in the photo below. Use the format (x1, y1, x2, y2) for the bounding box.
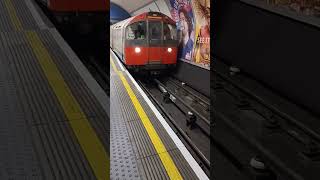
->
(164, 23, 177, 40)
(126, 21, 146, 40)
(149, 21, 162, 40)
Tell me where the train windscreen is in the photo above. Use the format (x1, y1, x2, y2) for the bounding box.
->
(126, 21, 146, 40)
(149, 21, 162, 40)
(149, 21, 162, 46)
(149, 21, 177, 41)
(126, 20, 177, 46)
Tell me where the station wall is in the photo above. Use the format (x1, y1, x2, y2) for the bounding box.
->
(168, 0, 210, 97)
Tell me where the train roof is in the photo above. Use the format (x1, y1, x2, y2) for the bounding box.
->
(110, 11, 176, 29)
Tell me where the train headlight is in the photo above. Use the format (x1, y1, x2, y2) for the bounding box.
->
(167, 48, 172, 53)
(135, 47, 141, 53)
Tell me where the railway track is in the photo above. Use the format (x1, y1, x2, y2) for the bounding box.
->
(213, 60, 320, 180)
(154, 77, 210, 136)
(135, 74, 211, 176)
(167, 77, 210, 108)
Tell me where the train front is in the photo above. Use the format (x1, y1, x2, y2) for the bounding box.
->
(124, 12, 178, 73)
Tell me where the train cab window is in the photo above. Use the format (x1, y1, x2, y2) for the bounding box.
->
(149, 21, 162, 40)
(163, 23, 177, 40)
(126, 22, 146, 40)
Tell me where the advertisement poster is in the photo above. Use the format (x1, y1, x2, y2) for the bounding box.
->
(169, 0, 195, 61)
(169, 0, 210, 69)
(192, 0, 210, 68)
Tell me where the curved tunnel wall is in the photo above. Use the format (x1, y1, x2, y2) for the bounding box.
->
(110, 2, 131, 24)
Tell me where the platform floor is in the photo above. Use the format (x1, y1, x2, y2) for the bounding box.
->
(110, 50, 208, 180)
(0, 0, 109, 179)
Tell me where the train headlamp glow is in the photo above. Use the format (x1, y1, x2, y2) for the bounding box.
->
(167, 48, 172, 53)
(135, 47, 141, 53)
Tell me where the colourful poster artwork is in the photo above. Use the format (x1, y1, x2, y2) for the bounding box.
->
(169, 0, 210, 69)
(192, 0, 210, 68)
(169, 0, 195, 61)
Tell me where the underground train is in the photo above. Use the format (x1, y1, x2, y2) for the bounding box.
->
(37, 0, 108, 35)
(110, 12, 178, 72)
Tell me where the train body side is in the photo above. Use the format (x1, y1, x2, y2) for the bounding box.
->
(110, 17, 133, 63)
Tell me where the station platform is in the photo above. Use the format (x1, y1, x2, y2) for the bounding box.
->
(0, 0, 109, 179)
(110, 50, 208, 180)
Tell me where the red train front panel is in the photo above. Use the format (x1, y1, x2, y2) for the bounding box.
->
(122, 12, 178, 70)
(161, 47, 178, 64)
(124, 46, 148, 65)
(123, 47, 177, 66)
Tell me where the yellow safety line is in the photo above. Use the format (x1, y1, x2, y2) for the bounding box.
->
(4, 2, 109, 178)
(110, 56, 183, 180)
(4, 0, 23, 31)
(26, 31, 109, 180)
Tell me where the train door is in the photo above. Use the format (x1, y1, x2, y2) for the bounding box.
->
(148, 20, 163, 65)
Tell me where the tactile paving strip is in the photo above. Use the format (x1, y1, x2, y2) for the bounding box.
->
(0, 0, 14, 32)
(110, 71, 141, 180)
(0, 31, 68, 125)
(0, 44, 43, 179)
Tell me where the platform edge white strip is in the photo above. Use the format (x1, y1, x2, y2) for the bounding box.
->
(24, 0, 47, 29)
(110, 49, 125, 71)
